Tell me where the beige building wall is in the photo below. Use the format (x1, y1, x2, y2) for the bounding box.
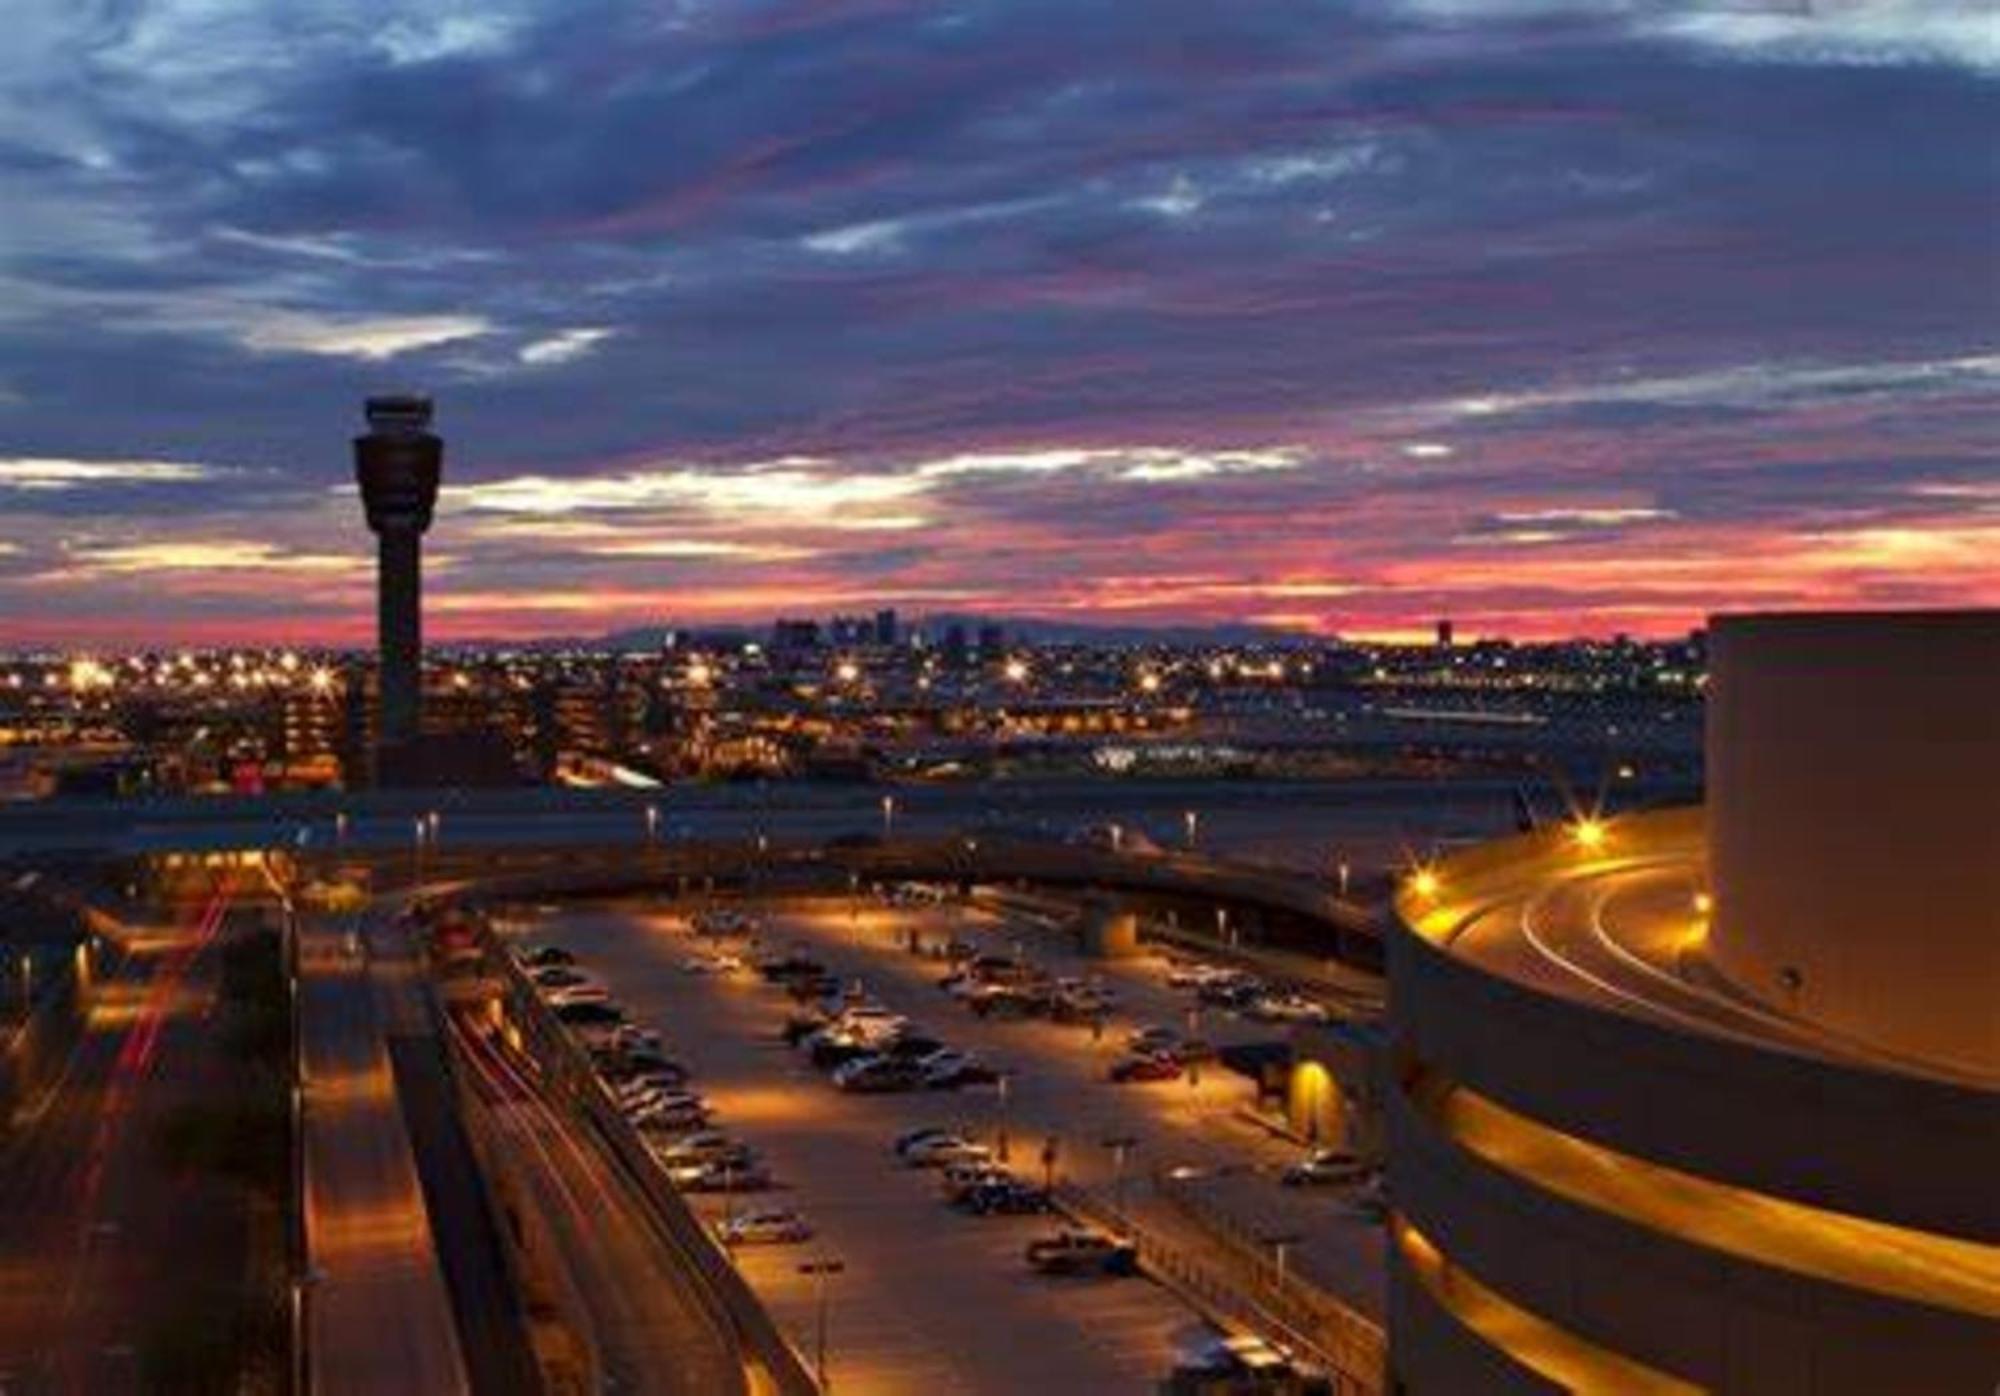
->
(1706, 610, 2000, 1077)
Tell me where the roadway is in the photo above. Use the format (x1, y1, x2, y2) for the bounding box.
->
(447, 1006, 747, 1396)
(521, 896, 1386, 1393)
(0, 883, 233, 1393)
(297, 912, 471, 1396)
(0, 775, 1550, 877)
(1418, 824, 1993, 1087)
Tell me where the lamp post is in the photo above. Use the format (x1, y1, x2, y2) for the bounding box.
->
(996, 1073, 1012, 1162)
(1334, 854, 1350, 900)
(881, 794, 896, 840)
(645, 803, 660, 848)
(798, 1256, 845, 1391)
(412, 816, 426, 888)
(1183, 809, 1198, 849)
(1261, 1231, 1303, 1293)
(1103, 1135, 1137, 1232)
(334, 811, 348, 849)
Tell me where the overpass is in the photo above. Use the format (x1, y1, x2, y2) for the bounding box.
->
(0, 780, 1421, 974)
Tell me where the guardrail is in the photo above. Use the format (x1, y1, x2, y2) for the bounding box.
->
(484, 928, 821, 1396)
(1152, 1177, 1386, 1392)
(1055, 1183, 1384, 1396)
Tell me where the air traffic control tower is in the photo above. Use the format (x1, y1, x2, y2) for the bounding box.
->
(353, 394, 442, 787)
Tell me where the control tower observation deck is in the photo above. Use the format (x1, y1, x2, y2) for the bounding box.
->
(1386, 609, 1999, 1395)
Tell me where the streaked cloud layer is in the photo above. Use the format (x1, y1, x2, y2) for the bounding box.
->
(0, 0, 1993, 644)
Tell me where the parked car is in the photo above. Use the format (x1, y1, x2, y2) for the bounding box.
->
(957, 1180, 1052, 1215)
(922, 1054, 1001, 1089)
(902, 1134, 991, 1169)
(807, 1034, 879, 1070)
(833, 1056, 926, 1093)
(544, 983, 612, 1007)
(938, 1161, 1014, 1202)
(516, 944, 576, 969)
(1248, 993, 1331, 1024)
(757, 952, 826, 983)
(629, 1099, 711, 1131)
(1282, 1148, 1371, 1187)
(1197, 974, 1264, 1008)
(648, 1130, 747, 1167)
(892, 1126, 953, 1158)
(610, 1049, 688, 1084)
(530, 965, 594, 989)
(553, 1000, 625, 1028)
(717, 1208, 812, 1246)
(670, 1159, 773, 1192)
(1026, 1230, 1138, 1276)
(610, 1024, 663, 1053)
(1110, 1052, 1185, 1083)
(881, 1034, 948, 1061)
(1127, 1025, 1180, 1055)
(682, 952, 743, 975)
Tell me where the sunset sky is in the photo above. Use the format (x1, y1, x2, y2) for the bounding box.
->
(1, 0, 1995, 647)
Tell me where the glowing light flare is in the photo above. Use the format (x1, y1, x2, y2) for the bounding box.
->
(1569, 817, 1608, 852)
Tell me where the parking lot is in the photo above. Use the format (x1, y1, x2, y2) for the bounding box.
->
(516, 892, 1384, 1394)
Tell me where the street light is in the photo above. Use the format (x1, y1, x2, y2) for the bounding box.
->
(645, 803, 660, 847)
(880, 793, 896, 840)
(1103, 1135, 1138, 1232)
(1183, 809, 1198, 848)
(1261, 1231, 1303, 1292)
(996, 1074, 1012, 1162)
(797, 1255, 845, 1391)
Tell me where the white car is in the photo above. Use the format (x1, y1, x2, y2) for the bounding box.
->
(544, 983, 612, 1007)
(903, 1134, 992, 1169)
(717, 1208, 813, 1245)
(649, 1131, 749, 1167)
(682, 952, 744, 975)
(620, 1086, 706, 1115)
(1251, 993, 1332, 1024)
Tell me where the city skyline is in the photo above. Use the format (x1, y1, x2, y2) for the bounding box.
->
(2, 1, 1996, 647)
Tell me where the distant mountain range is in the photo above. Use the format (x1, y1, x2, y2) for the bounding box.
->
(586, 613, 1319, 651)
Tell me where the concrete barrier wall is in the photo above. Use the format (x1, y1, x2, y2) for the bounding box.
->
(1387, 1258, 1559, 1396)
(1389, 1087, 2000, 1394)
(1388, 918, 1999, 1242)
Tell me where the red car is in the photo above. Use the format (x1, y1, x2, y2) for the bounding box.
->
(1109, 1052, 1184, 1083)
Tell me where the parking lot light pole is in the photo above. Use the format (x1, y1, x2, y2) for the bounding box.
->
(1261, 1231, 1303, 1294)
(996, 1074, 1011, 1161)
(1104, 1135, 1138, 1232)
(798, 1256, 845, 1390)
